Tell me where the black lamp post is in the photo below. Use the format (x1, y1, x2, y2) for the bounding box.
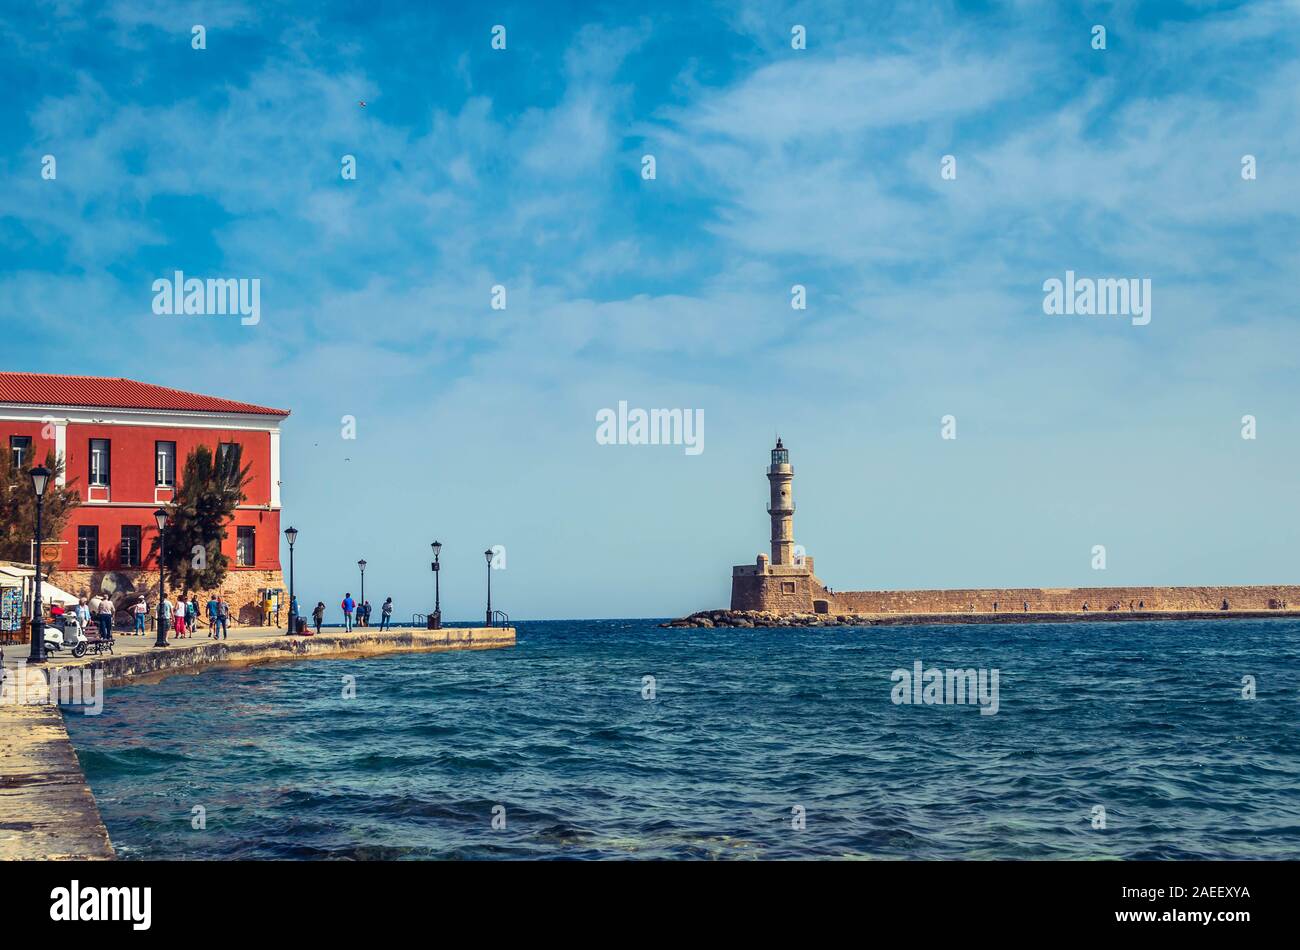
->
(430, 541, 442, 630)
(154, 508, 170, 647)
(285, 526, 298, 635)
(484, 548, 493, 626)
(358, 559, 366, 625)
(28, 464, 50, 664)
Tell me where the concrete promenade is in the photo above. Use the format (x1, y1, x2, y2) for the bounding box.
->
(0, 623, 515, 860)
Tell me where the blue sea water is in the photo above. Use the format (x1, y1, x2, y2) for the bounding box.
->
(63, 618, 1300, 860)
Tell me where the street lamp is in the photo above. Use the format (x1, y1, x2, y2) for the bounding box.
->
(285, 526, 298, 635)
(28, 465, 50, 664)
(484, 548, 493, 627)
(429, 541, 442, 629)
(358, 559, 366, 625)
(153, 508, 170, 647)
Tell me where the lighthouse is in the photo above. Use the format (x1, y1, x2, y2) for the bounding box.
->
(767, 438, 795, 565)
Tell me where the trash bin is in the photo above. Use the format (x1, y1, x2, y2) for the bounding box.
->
(296, 616, 307, 634)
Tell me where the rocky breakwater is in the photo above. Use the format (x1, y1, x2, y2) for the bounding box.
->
(662, 609, 858, 628)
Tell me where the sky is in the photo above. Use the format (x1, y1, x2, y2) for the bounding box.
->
(2, 0, 1299, 620)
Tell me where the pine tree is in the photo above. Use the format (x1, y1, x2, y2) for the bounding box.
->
(150, 444, 252, 591)
(0, 448, 80, 571)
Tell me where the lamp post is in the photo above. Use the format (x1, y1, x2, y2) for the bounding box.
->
(285, 526, 298, 635)
(430, 541, 442, 630)
(154, 508, 170, 647)
(28, 465, 50, 664)
(484, 548, 493, 627)
(358, 559, 366, 625)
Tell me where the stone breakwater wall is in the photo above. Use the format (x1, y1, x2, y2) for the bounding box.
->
(0, 667, 114, 860)
(664, 608, 1300, 629)
(826, 585, 1300, 614)
(731, 570, 1300, 616)
(78, 626, 516, 687)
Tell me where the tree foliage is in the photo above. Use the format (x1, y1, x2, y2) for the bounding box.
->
(149, 444, 252, 591)
(0, 449, 80, 571)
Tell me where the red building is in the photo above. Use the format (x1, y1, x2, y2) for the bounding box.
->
(0, 373, 289, 620)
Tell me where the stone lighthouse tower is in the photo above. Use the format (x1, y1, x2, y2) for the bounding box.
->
(767, 438, 795, 565)
(731, 438, 820, 612)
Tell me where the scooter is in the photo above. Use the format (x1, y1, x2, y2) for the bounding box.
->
(42, 617, 90, 658)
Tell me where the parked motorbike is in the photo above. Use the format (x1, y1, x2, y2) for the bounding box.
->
(42, 617, 89, 659)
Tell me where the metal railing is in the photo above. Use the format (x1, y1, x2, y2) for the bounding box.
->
(489, 610, 510, 627)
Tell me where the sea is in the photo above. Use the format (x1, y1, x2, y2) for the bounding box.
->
(62, 618, 1300, 860)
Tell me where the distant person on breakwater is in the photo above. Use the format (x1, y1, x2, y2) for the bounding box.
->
(159, 597, 173, 639)
(363, 601, 372, 627)
(312, 602, 325, 636)
(342, 593, 355, 631)
(173, 597, 187, 638)
(379, 597, 392, 631)
(262, 593, 273, 626)
(133, 596, 147, 634)
(216, 597, 230, 639)
(207, 594, 219, 637)
(185, 595, 198, 635)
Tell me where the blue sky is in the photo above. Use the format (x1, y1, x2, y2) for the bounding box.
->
(3, 0, 1300, 619)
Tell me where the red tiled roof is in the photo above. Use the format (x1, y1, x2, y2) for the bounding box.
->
(0, 373, 289, 417)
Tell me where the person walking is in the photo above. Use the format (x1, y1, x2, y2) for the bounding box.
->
(94, 594, 114, 640)
(379, 597, 392, 631)
(75, 597, 91, 638)
(133, 596, 148, 635)
(173, 596, 187, 638)
(159, 596, 173, 644)
(207, 593, 219, 638)
(311, 601, 325, 636)
(216, 597, 230, 640)
(185, 595, 198, 636)
(341, 593, 355, 632)
(363, 600, 372, 627)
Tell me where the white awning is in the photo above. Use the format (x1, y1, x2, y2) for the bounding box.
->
(0, 566, 78, 604)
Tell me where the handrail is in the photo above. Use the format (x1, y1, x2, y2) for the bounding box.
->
(490, 609, 510, 627)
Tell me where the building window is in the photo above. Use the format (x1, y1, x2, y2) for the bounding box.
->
(156, 441, 176, 487)
(89, 439, 111, 487)
(217, 442, 242, 470)
(9, 436, 32, 469)
(236, 526, 255, 566)
(120, 526, 141, 568)
(77, 526, 99, 567)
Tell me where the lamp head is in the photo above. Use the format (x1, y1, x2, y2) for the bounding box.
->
(30, 465, 51, 498)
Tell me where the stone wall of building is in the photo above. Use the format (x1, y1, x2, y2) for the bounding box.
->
(48, 567, 285, 626)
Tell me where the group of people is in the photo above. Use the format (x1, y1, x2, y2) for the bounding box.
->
(122, 593, 233, 640)
(338, 593, 393, 631)
(47, 587, 402, 643)
(301, 594, 393, 635)
(48, 593, 115, 640)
